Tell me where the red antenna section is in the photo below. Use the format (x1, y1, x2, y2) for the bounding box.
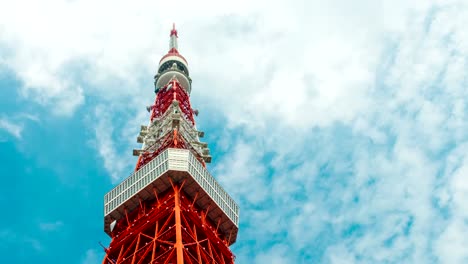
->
(169, 23, 179, 51)
(150, 79, 195, 125)
(170, 22, 178, 37)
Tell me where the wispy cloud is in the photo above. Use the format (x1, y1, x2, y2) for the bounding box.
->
(0, 229, 43, 252)
(39, 221, 63, 232)
(81, 249, 100, 264)
(0, 114, 40, 140)
(0, 118, 23, 139)
(92, 105, 131, 183)
(91, 104, 146, 183)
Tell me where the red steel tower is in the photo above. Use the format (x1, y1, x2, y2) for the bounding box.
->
(102, 24, 239, 264)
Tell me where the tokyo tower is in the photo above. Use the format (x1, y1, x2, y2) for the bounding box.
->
(102, 24, 240, 264)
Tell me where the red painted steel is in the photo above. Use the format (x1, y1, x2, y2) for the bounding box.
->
(159, 49, 188, 64)
(170, 23, 178, 37)
(102, 183, 235, 264)
(150, 79, 194, 125)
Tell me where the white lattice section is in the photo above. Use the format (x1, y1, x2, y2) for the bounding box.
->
(188, 154, 239, 225)
(104, 148, 239, 227)
(104, 151, 169, 215)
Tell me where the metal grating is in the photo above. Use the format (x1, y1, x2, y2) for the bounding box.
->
(187, 154, 239, 225)
(104, 148, 239, 227)
(104, 150, 169, 215)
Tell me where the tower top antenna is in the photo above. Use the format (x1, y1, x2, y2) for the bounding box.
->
(170, 23, 178, 37)
(169, 23, 178, 50)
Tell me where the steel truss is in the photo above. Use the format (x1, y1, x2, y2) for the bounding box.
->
(135, 128, 205, 171)
(103, 181, 235, 264)
(136, 78, 202, 172)
(150, 79, 195, 125)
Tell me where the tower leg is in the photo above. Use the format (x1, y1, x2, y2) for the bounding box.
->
(174, 185, 184, 264)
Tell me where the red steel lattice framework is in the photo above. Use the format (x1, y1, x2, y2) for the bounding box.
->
(102, 25, 239, 264)
(103, 182, 234, 264)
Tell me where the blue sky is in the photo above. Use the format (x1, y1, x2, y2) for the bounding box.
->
(1, 0, 468, 263)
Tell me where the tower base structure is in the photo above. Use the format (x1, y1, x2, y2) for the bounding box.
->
(103, 149, 238, 264)
(103, 183, 234, 264)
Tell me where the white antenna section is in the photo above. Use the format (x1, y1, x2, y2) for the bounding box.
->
(169, 23, 178, 50)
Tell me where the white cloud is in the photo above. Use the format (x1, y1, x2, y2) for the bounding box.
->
(0, 0, 409, 120)
(253, 244, 294, 264)
(0, 118, 23, 139)
(0, 114, 40, 141)
(92, 105, 138, 183)
(214, 141, 268, 204)
(435, 220, 468, 264)
(81, 249, 100, 264)
(434, 150, 468, 263)
(0, 229, 43, 252)
(39, 221, 63, 232)
(221, 2, 468, 262)
(325, 244, 356, 264)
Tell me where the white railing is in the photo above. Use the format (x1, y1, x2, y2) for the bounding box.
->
(104, 150, 169, 215)
(104, 148, 239, 227)
(187, 154, 240, 226)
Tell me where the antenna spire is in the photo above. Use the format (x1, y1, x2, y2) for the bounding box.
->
(169, 23, 178, 50)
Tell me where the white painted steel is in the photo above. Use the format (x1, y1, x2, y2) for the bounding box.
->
(159, 55, 187, 68)
(155, 71, 191, 92)
(187, 153, 240, 225)
(104, 148, 239, 228)
(170, 35, 178, 50)
(104, 150, 169, 215)
(138, 103, 211, 163)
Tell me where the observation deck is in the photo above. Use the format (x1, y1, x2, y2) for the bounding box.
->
(104, 148, 239, 245)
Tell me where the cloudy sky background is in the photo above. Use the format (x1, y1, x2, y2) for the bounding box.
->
(1, 0, 468, 263)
